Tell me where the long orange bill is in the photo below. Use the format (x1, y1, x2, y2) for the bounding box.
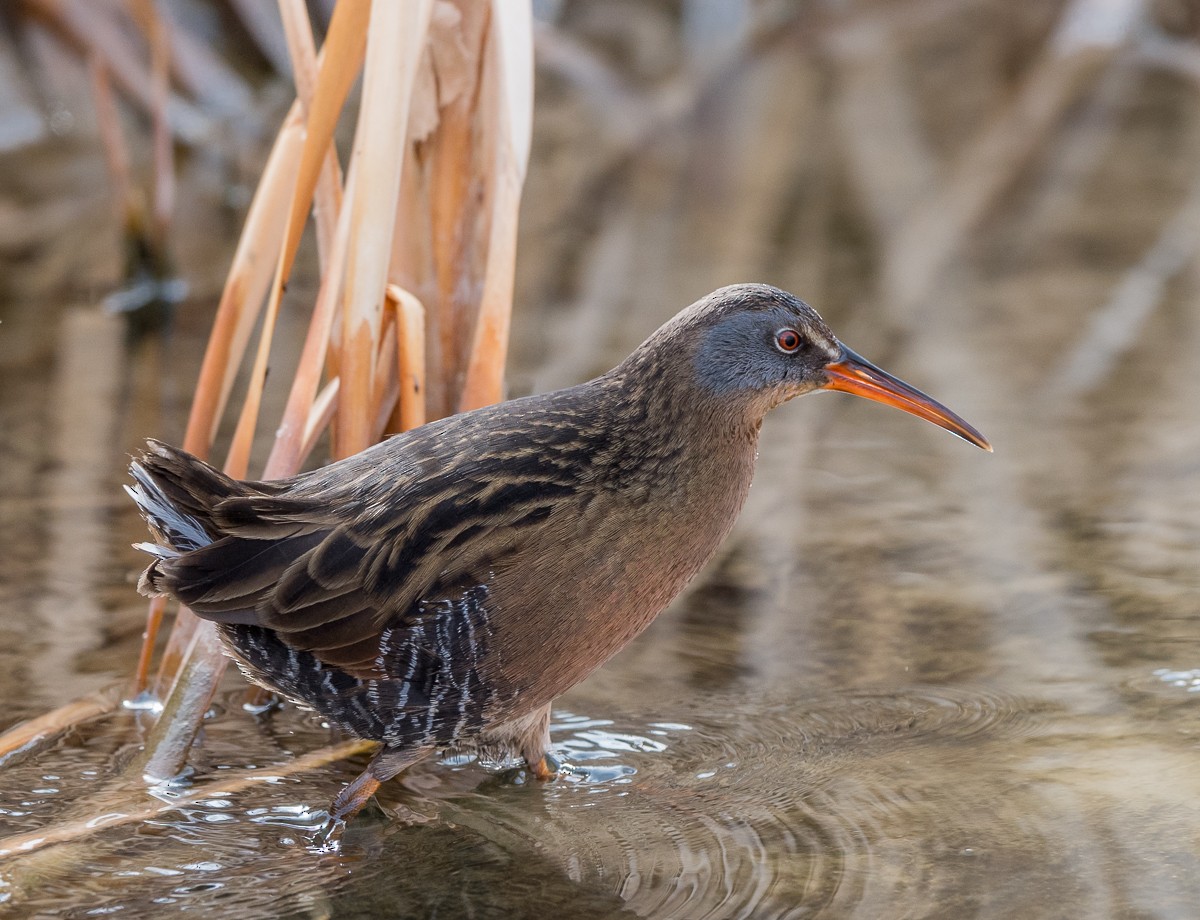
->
(822, 345, 992, 451)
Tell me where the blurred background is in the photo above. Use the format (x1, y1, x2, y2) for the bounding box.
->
(2, 0, 1200, 916)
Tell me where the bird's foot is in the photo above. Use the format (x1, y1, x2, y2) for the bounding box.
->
(313, 769, 382, 848)
(312, 815, 347, 850)
(528, 752, 561, 781)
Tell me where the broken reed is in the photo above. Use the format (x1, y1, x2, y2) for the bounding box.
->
(0, 0, 532, 793)
(141, 0, 532, 780)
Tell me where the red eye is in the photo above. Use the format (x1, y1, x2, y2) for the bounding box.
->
(775, 329, 802, 353)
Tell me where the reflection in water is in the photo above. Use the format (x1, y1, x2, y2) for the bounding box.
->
(0, 685, 1149, 918)
(32, 309, 124, 706)
(1152, 668, 1200, 693)
(0, 674, 1199, 917)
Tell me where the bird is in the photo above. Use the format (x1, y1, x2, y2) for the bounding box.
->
(128, 283, 990, 833)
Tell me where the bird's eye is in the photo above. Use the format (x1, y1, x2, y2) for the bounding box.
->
(775, 329, 802, 353)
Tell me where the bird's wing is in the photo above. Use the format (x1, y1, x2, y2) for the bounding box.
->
(161, 452, 580, 679)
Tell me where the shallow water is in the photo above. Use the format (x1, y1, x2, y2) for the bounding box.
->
(3, 2, 1200, 917)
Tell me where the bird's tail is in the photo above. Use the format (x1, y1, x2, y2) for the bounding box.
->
(127, 440, 245, 596)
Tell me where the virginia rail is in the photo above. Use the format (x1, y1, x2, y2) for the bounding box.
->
(129, 284, 990, 831)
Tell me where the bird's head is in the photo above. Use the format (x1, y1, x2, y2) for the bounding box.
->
(641, 284, 991, 450)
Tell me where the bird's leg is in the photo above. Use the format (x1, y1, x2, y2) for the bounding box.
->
(518, 703, 559, 781)
(328, 768, 380, 823)
(315, 744, 432, 845)
(529, 751, 560, 781)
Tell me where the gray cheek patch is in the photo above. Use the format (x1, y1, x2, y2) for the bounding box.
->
(693, 313, 777, 395)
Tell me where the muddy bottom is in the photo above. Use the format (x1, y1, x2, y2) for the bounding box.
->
(2, 2, 1200, 917)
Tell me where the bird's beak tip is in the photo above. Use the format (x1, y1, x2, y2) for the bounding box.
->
(823, 346, 992, 452)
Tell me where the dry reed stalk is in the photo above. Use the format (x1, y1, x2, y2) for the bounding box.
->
(142, 0, 530, 776)
(373, 311, 399, 402)
(428, 93, 475, 402)
(458, 1, 531, 410)
(300, 379, 341, 464)
(132, 595, 166, 693)
(0, 4, 307, 751)
(1, 0, 533, 830)
(336, 0, 433, 458)
(385, 0, 533, 417)
(265, 170, 356, 478)
(223, 241, 292, 478)
(392, 141, 439, 406)
(136, 621, 225, 781)
(147, 104, 307, 699)
(373, 375, 403, 442)
(421, 2, 492, 418)
(388, 285, 428, 432)
(180, 103, 306, 456)
(278, 0, 342, 267)
(133, 13, 362, 766)
(0, 685, 125, 766)
(149, 602, 199, 694)
(0, 739, 376, 860)
(275, 0, 368, 284)
(140, 1, 372, 698)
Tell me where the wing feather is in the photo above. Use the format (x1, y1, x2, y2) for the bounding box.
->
(131, 393, 596, 680)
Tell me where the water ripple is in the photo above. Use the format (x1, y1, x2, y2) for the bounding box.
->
(411, 685, 1049, 918)
(0, 685, 1051, 918)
